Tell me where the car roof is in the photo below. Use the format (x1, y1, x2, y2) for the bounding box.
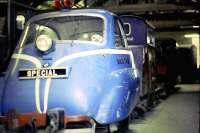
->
(28, 9, 115, 24)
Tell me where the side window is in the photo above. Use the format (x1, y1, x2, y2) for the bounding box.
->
(114, 18, 125, 47)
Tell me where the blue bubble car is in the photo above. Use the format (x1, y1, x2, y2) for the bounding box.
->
(0, 9, 140, 132)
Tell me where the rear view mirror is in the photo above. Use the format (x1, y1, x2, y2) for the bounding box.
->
(123, 23, 131, 36)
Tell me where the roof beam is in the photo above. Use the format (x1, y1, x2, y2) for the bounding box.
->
(103, 3, 200, 30)
(150, 20, 197, 29)
(104, 3, 199, 14)
(140, 12, 200, 21)
(156, 27, 199, 32)
(91, 0, 108, 7)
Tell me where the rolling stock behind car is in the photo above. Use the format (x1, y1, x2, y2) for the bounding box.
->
(155, 38, 179, 95)
(0, 9, 140, 132)
(121, 16, 157, 109)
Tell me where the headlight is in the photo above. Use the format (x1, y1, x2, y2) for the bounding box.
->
(36, 35, 52, 52)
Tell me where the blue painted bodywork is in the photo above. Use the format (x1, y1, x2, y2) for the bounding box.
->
(120, 16, 155, 46)
(0, 76, 5, 115)
(1, 9, 139, 124)
(120, 16, 147, 46)
(120, 16, 149, 75)
(120, 16, 155, 97)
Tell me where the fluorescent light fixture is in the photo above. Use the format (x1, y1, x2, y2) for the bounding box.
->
(184, 33, 199, 38)
(184, 33, 199, 68)
(184, 10, 196, 13)
(180, 25, 200, 29)
(193, 26, 200, 28)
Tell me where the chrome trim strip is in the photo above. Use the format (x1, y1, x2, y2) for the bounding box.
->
(12, 54, 42, 113)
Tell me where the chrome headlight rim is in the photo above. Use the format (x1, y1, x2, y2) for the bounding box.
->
(35, 34, 53, 52)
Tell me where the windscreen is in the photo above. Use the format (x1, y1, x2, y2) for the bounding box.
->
(25, 15, 104, 45)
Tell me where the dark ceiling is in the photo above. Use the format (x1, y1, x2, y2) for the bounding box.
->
(1, 0, 200, 32)
(103, 1, 200, 32)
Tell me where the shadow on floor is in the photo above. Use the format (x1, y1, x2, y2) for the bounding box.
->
(125, 129, 139, 133)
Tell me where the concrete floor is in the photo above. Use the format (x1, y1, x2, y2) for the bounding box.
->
(127, 84, 200, 133)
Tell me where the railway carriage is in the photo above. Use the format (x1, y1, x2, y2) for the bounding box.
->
(121, 15, 157, 110)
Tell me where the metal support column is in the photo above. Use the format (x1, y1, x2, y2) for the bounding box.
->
(6, 0, 11, 60)
(84, 0, 87, 7)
